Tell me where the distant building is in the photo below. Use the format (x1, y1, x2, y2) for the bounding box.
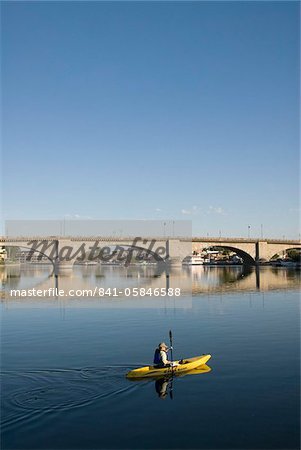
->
(15, 250, 50, 264)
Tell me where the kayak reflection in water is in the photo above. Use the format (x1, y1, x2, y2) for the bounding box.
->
(127, 364, 212, 401)
(153, 364, 212, 400)
(155, 377, 171, 399)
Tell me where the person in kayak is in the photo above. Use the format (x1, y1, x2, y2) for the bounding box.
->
(153, 342, 173, 367)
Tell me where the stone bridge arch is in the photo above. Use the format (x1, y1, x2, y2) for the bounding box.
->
(1, 242, 56, 268)
(208, 245, 254, 264)
(98, 243, 166, 264)
(266, 246, 301, 261)
(192, 242, 256, 264)
(256, 243, 301, 262)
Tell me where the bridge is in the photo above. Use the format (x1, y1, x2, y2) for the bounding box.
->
(0, 236, 300, 268)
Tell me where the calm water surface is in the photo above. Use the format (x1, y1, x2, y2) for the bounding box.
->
(1, 266, 300, 449)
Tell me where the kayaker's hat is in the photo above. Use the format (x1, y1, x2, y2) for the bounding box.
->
(159, 342, 168, 349)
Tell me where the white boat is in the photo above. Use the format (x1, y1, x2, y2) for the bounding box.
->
(76, 261, 98, 266)
(182, 255, 204, 266)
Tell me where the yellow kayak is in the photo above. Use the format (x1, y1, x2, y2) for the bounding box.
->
(127, 364, 212, 382)
(180, 363, 211, 377)
(126, 354, 211, 379)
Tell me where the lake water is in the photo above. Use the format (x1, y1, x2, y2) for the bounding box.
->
(1, 265, 300, 449)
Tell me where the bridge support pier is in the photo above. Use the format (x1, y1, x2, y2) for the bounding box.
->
(54, 260, 74, 275)
(255, 241, 269, 263)
(166, 239, 191, 266)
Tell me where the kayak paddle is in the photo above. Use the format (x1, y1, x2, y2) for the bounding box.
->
(169, 377, 173, 400)
(169, 329, 174, 372)
(169, 330, 173, 362)
(169, 330, 175, 396)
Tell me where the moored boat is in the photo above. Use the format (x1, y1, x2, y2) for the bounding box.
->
(182, 255, 205, 265)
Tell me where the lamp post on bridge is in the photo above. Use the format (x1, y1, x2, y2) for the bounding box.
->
(248, 225, 251, 239)
(62, 216, 67, 237)
(260, 224, 263, 239)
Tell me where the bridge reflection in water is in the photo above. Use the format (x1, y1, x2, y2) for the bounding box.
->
(1, 264, 300, 307)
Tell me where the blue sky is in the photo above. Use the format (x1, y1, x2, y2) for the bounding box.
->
(2, 1, 300, 238)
